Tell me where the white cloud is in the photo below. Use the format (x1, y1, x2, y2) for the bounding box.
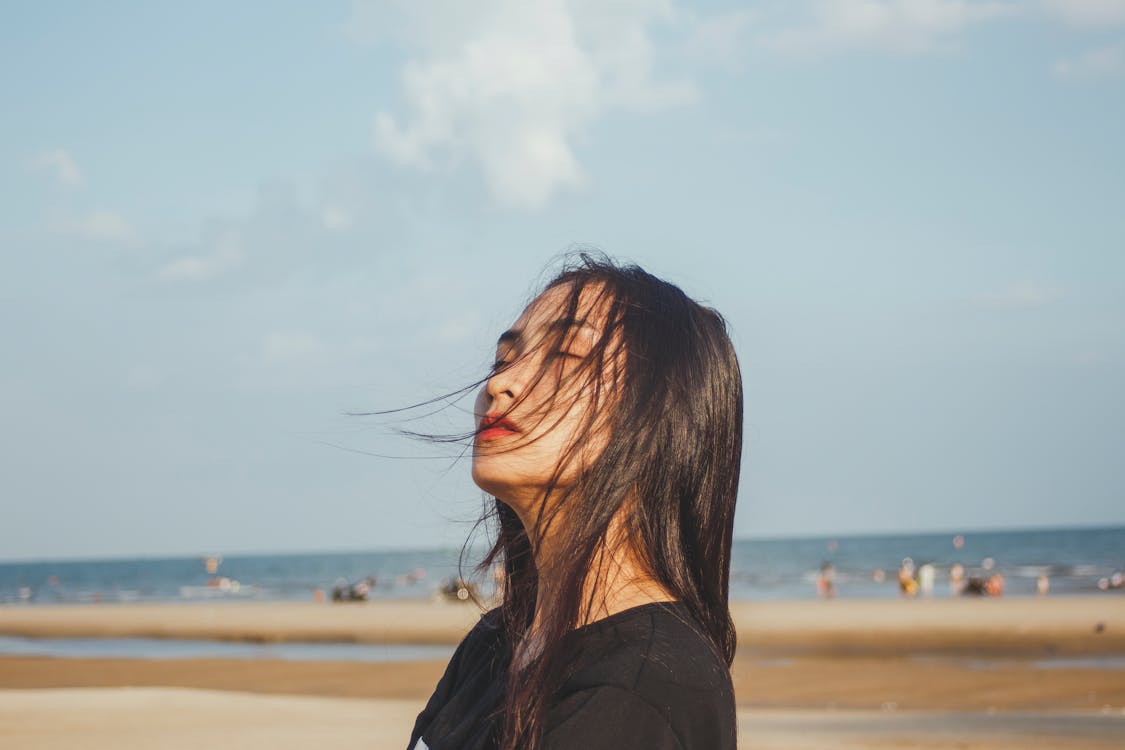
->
(261, 332, 323, 362)
(231, 329, 392, 391)
(435, 311, 482, 344)
(976, 280, 1063, 308)
(33, 148, 83, 187)
(760, 0, 1014, 57)
(364, 0, 695, 209)
(320, 206, 353, 231)
(156, 234, 243, 282)
(1043, 0, 1125, 26)
(684, 9, 760, 67)
(1054, 42, 1125, 79)
(69, 210, 139, 243)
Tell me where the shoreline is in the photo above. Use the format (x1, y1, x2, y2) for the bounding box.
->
(1, 597, 1122, 654)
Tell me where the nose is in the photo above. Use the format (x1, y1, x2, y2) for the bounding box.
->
(485, 359, 520, 404)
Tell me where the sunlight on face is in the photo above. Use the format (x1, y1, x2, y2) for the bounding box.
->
(471, 283, 617, 520)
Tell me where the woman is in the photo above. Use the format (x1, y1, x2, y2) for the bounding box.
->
(407, 255, 742, 750)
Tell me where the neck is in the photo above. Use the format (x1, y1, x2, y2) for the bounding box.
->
(518, 510, 675, 663)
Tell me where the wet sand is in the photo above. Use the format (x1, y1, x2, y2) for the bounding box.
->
(2, 650, 1125, 710)
(1, 597, 1123, 748)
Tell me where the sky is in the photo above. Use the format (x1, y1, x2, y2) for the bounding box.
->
(1, 1, 1123, 561)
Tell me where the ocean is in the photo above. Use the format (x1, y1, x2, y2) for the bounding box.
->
(2, 525, 1122, 606)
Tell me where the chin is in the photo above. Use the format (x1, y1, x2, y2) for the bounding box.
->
(471, 454, 513, 497)
(471, 458, 542, 515)
(470, 462, 500, 497)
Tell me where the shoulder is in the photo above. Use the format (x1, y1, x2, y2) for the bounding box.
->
(429, 606, 506, 694)
(547, 603, 736, 749)
(562, 602, 731, 694)
(406, 606, 508, 748)
(452, 605, 505, 663)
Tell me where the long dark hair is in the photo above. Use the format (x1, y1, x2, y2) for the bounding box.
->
(470, 254, 743, 750)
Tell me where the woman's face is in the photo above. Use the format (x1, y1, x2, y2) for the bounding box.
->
(471, 283, 614, 518)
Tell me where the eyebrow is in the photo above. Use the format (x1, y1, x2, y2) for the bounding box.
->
(496, 318, 597, 347)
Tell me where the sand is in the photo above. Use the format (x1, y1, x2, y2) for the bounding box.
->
(0, 687, 419, 749)
(1, 596, 1123, 748)
(730, 596, 1125, 654)
(0, 599, 482, 645)
(1, 688, 1123, 749)
(3, 651, 1125, 710)
(2, 596, 1122, 653)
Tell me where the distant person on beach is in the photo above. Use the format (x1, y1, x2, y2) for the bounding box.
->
(949, 563, 966, 596)
(917, 563, 935, 597)
(816, 561, 836, 599)
(406, 255, 741, 750)
(330, 575, 376, 602)
(898, 557, 918, 597)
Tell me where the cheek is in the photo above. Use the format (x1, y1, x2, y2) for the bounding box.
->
(472, 387, 489, 425)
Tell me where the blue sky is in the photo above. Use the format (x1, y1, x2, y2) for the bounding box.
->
(1, 1, 1123, 561)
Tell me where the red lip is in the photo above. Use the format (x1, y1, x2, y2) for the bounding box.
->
(478, 412, 520, 441)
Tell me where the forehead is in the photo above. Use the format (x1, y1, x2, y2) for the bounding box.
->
(512, 282, 610, 332)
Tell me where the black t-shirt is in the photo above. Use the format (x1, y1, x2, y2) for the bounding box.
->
(406, 601, 736, 750)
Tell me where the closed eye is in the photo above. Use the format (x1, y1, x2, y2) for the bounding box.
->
(493, 342, 516, 370)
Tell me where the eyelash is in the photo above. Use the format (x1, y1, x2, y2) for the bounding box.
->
(492, 351, 582, 371)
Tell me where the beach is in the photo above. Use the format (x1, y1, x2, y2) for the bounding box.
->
(1, 597, 1123, 748)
